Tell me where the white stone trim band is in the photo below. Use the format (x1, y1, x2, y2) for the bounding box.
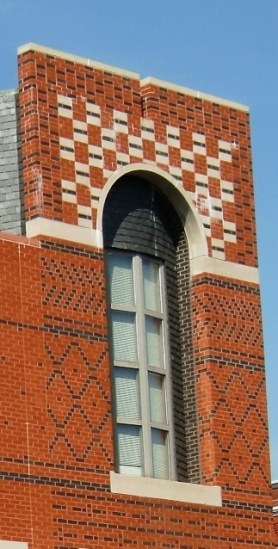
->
(25, 217, 259, 284)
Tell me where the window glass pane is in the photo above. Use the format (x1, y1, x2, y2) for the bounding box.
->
(145, 316, 164, 368)
(117, 425, 142, 476)
(108, 254, 134, 306)
(114, 367, 140, 420)
(152, 429, 169, 480)
(143, 260, 161, 312)
(149, 373, 166, 423)
(112, 311, 137, 362)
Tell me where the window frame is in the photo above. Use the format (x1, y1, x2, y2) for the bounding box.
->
(106, 250, 177, 480)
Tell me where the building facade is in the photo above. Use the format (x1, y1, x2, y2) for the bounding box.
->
(0, 43, 275, 548)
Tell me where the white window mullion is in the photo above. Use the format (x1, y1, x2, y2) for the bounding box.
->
(134, 255, 153, 477)
(160, 264, 177, 481)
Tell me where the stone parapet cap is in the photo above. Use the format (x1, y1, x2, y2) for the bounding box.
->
(18, 42, 139, 80)
(18, 43, 248, 111)
(141, 77, 249, 112)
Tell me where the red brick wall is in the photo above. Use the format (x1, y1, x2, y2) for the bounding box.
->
(273, 483, 278, 542)
(0, 44, 274, 548)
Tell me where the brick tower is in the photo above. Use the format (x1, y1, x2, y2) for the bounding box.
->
(0, 43, 275, 548)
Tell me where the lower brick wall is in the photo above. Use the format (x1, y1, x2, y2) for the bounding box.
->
(0, 234, 275, 548)
(0, 482, 275, 548)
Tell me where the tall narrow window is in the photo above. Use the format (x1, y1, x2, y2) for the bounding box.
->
(107, 251, 176, 480)
(103, 175, 199, 483)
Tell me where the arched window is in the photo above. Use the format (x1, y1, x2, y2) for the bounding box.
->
(103, 174, 199, 482)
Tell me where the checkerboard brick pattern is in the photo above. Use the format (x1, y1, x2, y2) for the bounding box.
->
(57, 93, 237, 259)
(0, 44, 274, 548)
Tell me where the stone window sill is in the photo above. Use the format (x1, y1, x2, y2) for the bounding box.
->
(110, 472, 222, 506)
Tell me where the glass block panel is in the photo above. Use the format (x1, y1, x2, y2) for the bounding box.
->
(142, 260, 161, 312)
(145, 316, 163, 368)
(115, 367, 140, 420)
(108, 254, 134, 306)
(152, 429, 169, 479)
(149, 372, 166, 423)
(112, 311, 137, 362)
(117, 424, 142, 476)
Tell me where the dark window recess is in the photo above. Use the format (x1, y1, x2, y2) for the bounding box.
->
(103, 175, 200, 483)
(115, 119, 127, 125)
(156, 151, 168, 157)
(76, 171, 88, 177)
(193, 141, 205, 147)
(89, 154, 102, 160)
(74, 129, 87, 135)
(58, 103, 72, 110)
(61, 146, 74, 152)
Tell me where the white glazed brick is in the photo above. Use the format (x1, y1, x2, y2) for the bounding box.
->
(77, 204, 92, 228)
(223, 220, 237, 243)
(58, 107, 73, 119)
(193, 132, 206, 155)
(91, 186, 102, 198)
(193, 143, 207, 155)
(91, 186, 102, 209)
(181, 150, 194, 172)
(210, 197, 223, 220)
(155, 143, 169, 165)
(62, 192, 77, 204)
(60, 137, 75, 160)
(86, 102, 101, 125)
(75, 161, 90, 186)
(62, 180, 77, 203)
(169, 166, 182, 181)
(141, 118, 155, 141)
(116, 152, 130, 166)
(128, 135, 143, 158)
(78, 217, 92, 228)
(102, 128, 116, 150)
(114, 110, 128, 134)
(73, 120, 88, 143)
(221, 180, 234, 203)
(207, 156, 220, 178)
(78, 204, 91, 216)
(75, 161, 89, 174)
(201, 215, 211, 236)
(195, 173, 209, 187)
(88, 145, 103, 168)
(76, 174, 90, 185)
(58, 94, 73, 118)
(211, 238, 225, 260)
(62, 180, 76, 192)
(91, 199, 99, 209)
(167, 125, 180, 148)
(218, 139, 232, 161)
(60, 137, 74, 149)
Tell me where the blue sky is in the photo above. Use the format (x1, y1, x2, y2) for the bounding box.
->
(0, 0, 277, 479)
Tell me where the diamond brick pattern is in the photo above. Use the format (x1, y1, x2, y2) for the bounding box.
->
(46, 340, 110, 463)
(210, 369, 268, 485)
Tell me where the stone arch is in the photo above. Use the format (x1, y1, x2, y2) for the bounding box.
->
(96, 163, 207, 261)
